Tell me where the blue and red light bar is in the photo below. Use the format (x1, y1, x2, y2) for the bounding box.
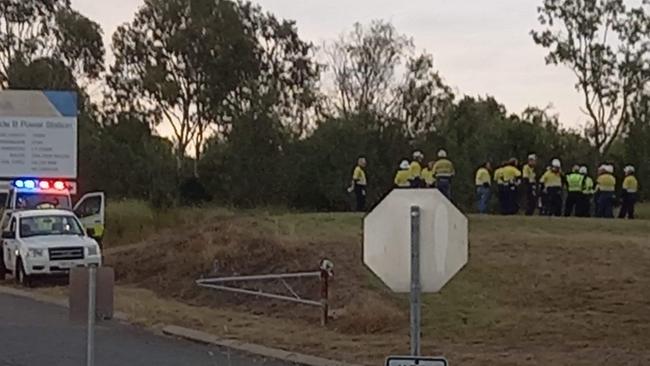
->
(12, 179, 69, 191)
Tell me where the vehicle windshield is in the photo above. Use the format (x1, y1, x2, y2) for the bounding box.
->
(19, 215, 84, 238)
(16, 193, 71, 210)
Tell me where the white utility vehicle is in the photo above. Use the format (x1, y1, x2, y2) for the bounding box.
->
(0, 209, 102, 286)
(1, 179, 105, 244)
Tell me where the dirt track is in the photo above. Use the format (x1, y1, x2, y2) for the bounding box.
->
(104, 213, 650, 365)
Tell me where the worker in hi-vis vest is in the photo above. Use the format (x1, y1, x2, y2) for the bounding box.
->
(521, 154, 538, 216)
(494, 161, 507, 214)
(421, 161, 435, 188)
(540, 159, 563, 217)
(576, 165, 594, 217)
(432, 149, 455, 199)
(595, 164, 616, 218)
(564, 165, 585, 217)
(394, 160, 412, 188)
(500, 158, 521, 215)
(475, 161, 492, 214)
(347, 156, 367, 212)
(409, 151, 425, 188)
(619, 165, 639, 219)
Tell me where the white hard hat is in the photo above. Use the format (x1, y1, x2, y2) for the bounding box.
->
(551, 159, 561, 168)
(413, 151, 423, 159)
(437, 149, 447, 158)
(579, 166, 588, 174)
(625, 165, 635, 173)
(605, 165, 614, 173)
(400, 160, 410, 169)
(528, 154, 537, 160)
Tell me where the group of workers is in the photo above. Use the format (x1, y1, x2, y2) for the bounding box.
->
(349, 151, 639, 219)
(393, 150, 456, 196)
(348, 149, 455, 211)
(477, 154, 639, 219)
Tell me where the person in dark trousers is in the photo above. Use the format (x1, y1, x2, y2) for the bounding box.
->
(595, 164, 616, 218)
(540, 159, 563, 216)
(475, 161, 492, 214)
(409, 151, 425, 188)
(500, 158, 522, 215)
(348, 156, 367, 211)
(494, 161, 507, 214)
(521, 154, 538, 216)
(432, 149, 455, 200)
(619, 165, 639, 219)
(539, 166, 551, 215)
(593, 165, 605, 216)
(564, 165, 585, 217)
(576, 166, 594, 217)
(421, 161, 435, 188)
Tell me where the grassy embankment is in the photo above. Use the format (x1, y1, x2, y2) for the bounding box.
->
(37, 200, 650, 366)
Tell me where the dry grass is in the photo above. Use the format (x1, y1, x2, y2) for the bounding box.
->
(336, 292, 407, 335)
(33, 207, 650, 365)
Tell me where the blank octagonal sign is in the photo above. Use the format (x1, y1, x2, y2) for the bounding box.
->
(363, 189, 468, 293)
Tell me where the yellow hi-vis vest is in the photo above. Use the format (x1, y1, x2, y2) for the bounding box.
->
(432, 159, 454, 178)
(583, 176, 595, 195)
(475, 167, 491, 186)
(566, 173, 585, 192)
(501, 165, 521, 184)
(352, 166, 367, 186)
(522, 164, 536, 183)
(623, 175, 638, 193)
(597, 173, 616, 192)
(421, 168, 435, 186)
(409, 161, 422, 180)
(394, 169, 411, 188)
(541, 170, 562, 187)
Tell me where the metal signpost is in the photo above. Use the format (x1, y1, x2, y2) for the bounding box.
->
(86, 266, 96, 366)
(410, 206, 422, 356)
(407, 206, 447, 365)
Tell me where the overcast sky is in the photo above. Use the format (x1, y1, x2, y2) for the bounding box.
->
(71, 0, 586, 129)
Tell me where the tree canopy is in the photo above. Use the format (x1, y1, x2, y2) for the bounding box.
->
(532, 0, 650, 156)
(0, 0, 648, 210)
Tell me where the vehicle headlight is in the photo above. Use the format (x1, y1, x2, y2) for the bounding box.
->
(27, 248, 45, 257)
(87, 245, 99, 256)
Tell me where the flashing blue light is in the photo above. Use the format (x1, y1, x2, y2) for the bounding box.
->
(14, 180, 24, 188)
(24, 180, 36, 189)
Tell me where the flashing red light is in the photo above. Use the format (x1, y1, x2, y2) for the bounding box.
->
(53, 181, 65, 190)
(39, 181, 50, 189)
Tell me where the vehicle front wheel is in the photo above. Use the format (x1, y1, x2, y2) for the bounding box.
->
(15, 259, 32, 288)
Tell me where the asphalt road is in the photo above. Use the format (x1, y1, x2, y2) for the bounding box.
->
(0, 293, 290, 366)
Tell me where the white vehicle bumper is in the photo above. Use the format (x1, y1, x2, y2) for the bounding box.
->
(24, 255, 102, 276)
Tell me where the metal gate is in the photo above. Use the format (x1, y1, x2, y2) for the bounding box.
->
(196, 259, 334, 325)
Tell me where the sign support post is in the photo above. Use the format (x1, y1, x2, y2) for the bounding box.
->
(410, 205, 421, 356)
(86, 266, 96, 366)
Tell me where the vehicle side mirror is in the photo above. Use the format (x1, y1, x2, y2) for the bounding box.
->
(86, 228, 96, 238)
(2, 231, 14, 239)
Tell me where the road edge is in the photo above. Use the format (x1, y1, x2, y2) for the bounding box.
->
(0, 284, 129, 321)
(161, 325, 360, 366)
(0, 285, 362, 366)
